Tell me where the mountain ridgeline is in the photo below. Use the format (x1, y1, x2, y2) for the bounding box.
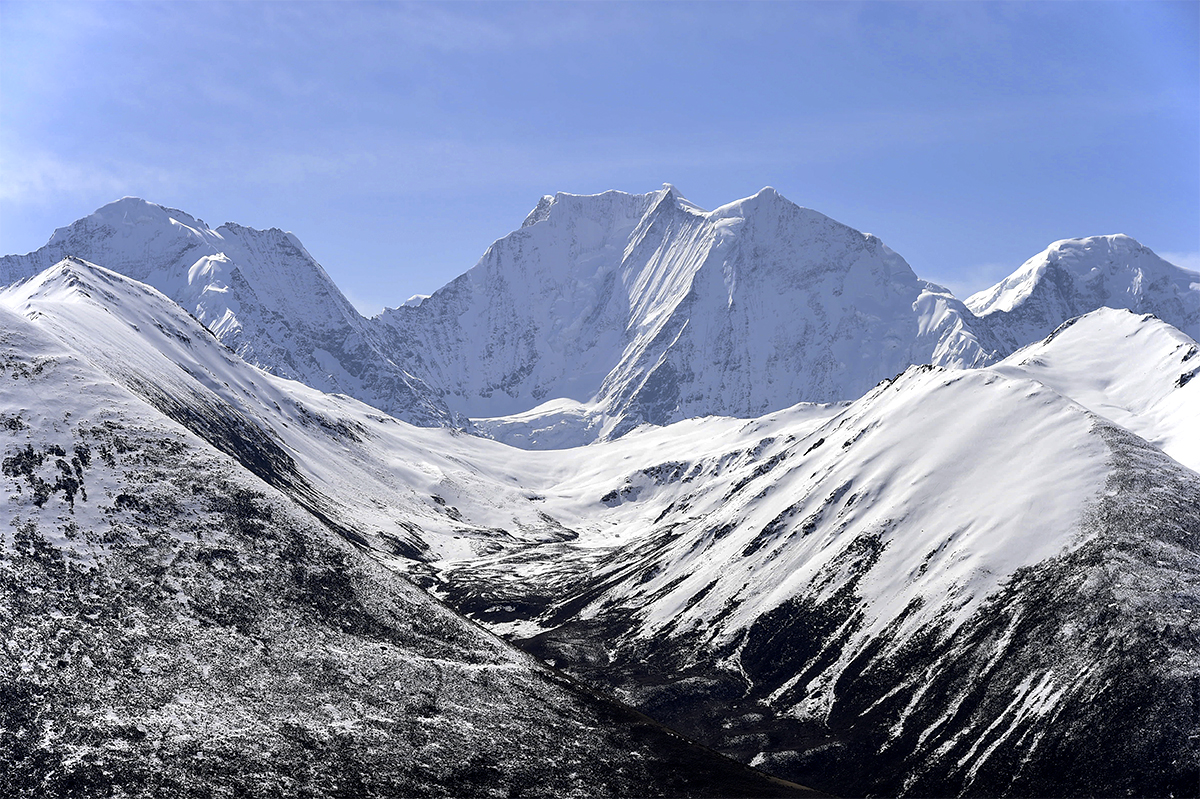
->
(4, 188, 1195, 447)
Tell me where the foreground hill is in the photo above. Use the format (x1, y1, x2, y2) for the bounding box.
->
(4, 258, 1197, 796)
(436, 353, 1200, 796)
(0, 270, 810, 798)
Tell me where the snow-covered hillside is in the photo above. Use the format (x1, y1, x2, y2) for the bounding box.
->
(435, 359, 1200, 797)
(0, 198, 456, 428)
(0, 258, 604, 567)
(993, 307, 1199, 472)
(4, 257, 1198, 797)
(0, 270, 810, 798)
(967, 234, 1200, 348)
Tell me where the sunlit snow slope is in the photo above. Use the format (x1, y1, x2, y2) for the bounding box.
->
(993, 307, 1200, 471)
(439, 362, 1200, 796)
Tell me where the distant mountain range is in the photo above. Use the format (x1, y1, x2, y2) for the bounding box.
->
(1, 190, 1197, 797)
(4, 189, 1194, 446)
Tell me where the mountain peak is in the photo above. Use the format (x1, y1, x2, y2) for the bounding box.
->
(966, 234, 1199, 348)
(708, 185, 810, 222)
(521, 195, 556, 227)
(1044, 233, 1144, 259)
(67, 197, 207, 238)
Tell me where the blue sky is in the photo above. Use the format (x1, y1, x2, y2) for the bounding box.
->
(1, 1, 1197, 314)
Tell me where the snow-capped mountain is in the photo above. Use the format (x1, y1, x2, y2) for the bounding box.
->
(4, 193, 1196, 450)
(382, 185, 993, 444)
(967, 234, 1200, 349)
(0, 198, 456, 428)
(3, 193, 1200, 798)
(0, 265, 810, 798)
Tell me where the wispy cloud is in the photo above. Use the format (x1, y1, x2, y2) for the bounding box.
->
(1159, 251, 1200, 273)
(0, 151, 182, 204)
(925, 262, 1017, 302)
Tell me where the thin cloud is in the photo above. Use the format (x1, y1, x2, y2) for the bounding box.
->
(926, 263, 1016, 302)
(1159, 251, 1200, 273)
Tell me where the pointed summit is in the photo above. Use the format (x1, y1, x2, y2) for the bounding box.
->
(521, 195, 556, 228)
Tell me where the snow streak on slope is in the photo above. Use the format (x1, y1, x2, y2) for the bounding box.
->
(0, 282, 812, 798)
(967, 234, 1200, 348)
(993, 307, 1200, 472)
(0, 198, 455, 428)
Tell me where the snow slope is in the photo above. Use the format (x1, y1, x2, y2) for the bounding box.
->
(0, 274, 810, 798)
(967, 234, 1200, 348)
(0, 198, 455, 428)
(993, 307, 1200, 472)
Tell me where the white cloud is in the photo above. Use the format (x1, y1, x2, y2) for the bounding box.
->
(1159, 251, 1200, 273)
(925, 263, 1015, 302)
